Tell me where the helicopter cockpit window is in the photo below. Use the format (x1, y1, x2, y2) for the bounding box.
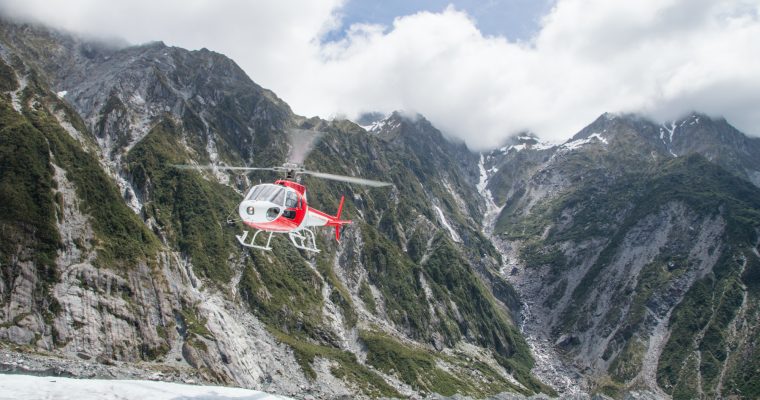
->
(246, 185, 264, 201)
(247, 184, 285, 205)
(271, 189, 286, 207)
(285, 191, 298, 208)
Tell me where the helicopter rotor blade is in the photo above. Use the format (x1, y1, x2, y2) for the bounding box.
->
(172, 164, 392, 187)
(302, 170, 392, 187)
(171, 164, 278, 172)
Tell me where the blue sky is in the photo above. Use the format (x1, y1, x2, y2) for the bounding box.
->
(332, 0, 555, 41)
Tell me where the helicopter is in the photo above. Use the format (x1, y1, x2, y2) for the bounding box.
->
(174, 129, 391, 253)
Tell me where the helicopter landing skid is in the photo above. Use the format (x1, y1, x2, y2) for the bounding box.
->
(236, 230, 273, 251)
(288, 229, 320, 253)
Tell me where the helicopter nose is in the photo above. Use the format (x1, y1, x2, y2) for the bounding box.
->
(239, 201, 282, 222)
(239, 201, 260, 221)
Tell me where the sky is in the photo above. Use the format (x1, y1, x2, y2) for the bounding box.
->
(0, 0, 759, 150)
(332, 0, 555, 41)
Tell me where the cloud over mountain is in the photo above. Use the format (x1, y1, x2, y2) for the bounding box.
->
(2, 0, 759, 149)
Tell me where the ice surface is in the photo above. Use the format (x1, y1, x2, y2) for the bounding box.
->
(0, 374, 291, 400)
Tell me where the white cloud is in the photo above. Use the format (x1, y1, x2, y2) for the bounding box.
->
(1, 0, 759, 149)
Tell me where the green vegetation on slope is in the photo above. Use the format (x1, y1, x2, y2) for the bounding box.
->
(273, 330, 400, 397)
(126, 118, 238, 282)
(2, 73, 157, 268)
(27, 101, 157, 266)
(360, 330, 530, 397)
(0, 96, 60, 304)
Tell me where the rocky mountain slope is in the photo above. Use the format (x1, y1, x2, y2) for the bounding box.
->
(481, 113, 760, 399)
(0, 18, 547, 398)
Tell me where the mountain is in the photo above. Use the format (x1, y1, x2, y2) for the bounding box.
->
(481, 112, 760, 398)
(2, 16, 760, 400)
(0, 18, 546, 398)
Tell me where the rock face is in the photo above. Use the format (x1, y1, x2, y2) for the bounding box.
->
(481, 113, 760, 399)
(0, 18, 544, 399)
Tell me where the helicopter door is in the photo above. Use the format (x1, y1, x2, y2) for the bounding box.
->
(283, 190, 299, 219)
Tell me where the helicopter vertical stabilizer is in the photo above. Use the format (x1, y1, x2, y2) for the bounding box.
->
(328, 196, 351, 241)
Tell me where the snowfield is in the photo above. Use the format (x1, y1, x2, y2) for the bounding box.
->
(0, 374, 291, 400)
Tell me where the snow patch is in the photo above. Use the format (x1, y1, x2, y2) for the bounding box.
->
(499, 140, 555, 153)
(477, 154, 489, 193)
(361, 117, 398, 133)
(360, 119, 384, 132)
(560, 132, 608, 150)
(510, 143, 527, 152)
(477, 154, 504, 237)
(57, 90, 68, 98)
(532, 141, 557, 151)
(660, 122, 678, 157)
(434, 205, 462, 243)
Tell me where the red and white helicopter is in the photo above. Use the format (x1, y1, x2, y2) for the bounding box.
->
(176, 130, 391, 252)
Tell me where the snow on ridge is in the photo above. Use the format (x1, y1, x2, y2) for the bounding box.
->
(506, 143, 527, 152)
(362, 117, 403, 133)
(434, 205, 462, 243)
(360, 119, 387, 133)
(498, 137, 555, 153)
(0, 374, 291, 400)
(531, 141, 556, 151)
(560, 132, 608, 150)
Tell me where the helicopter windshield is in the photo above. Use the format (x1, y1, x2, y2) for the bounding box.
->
(246, 184, 286, 205)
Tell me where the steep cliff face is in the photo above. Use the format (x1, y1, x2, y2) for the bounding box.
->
(481, 113, 760, 399)
(0, 19, 543, 398)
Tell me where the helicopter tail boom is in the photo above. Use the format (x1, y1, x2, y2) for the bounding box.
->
(305, 196, 351, 242)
